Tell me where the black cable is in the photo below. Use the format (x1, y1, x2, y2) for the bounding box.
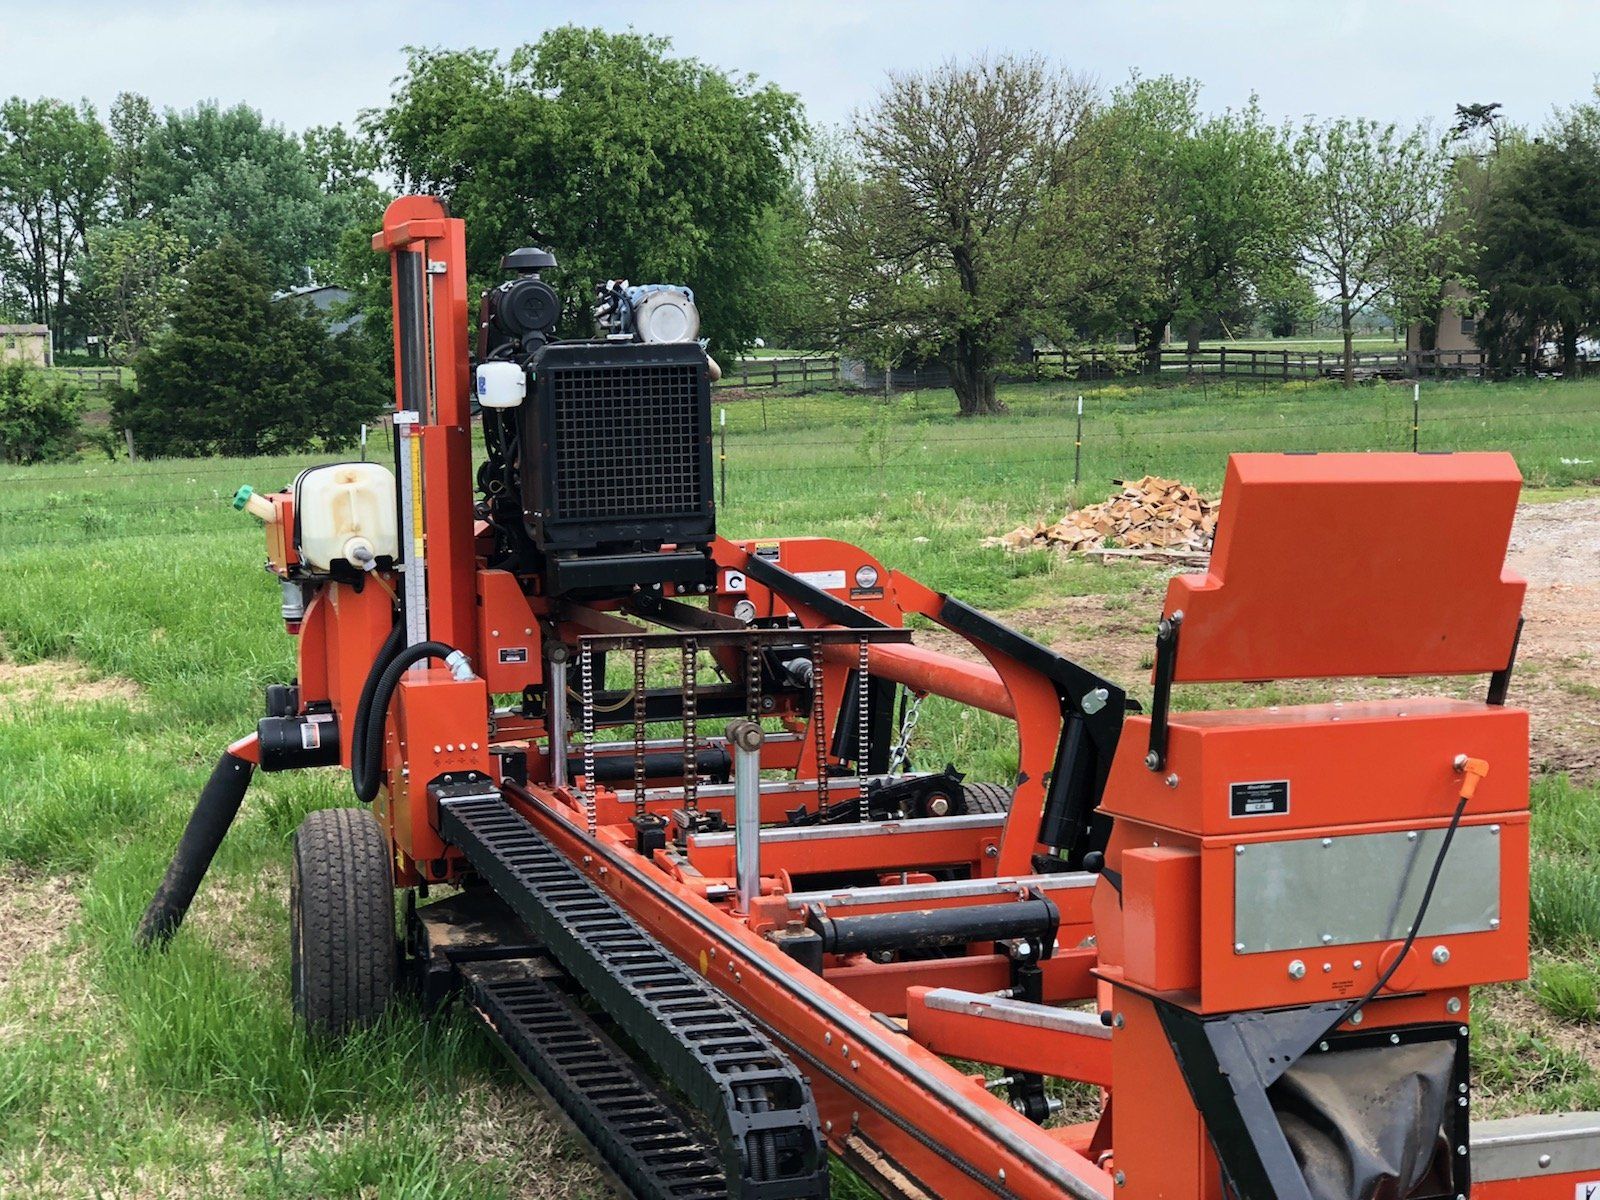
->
(352, 640, 462, 803)
(1321, 786, 1474, 1040)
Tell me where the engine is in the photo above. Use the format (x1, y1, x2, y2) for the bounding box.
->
(473, 249, 715, 598)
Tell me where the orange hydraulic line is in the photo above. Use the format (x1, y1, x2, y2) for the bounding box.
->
(819, 639, 1016, 719)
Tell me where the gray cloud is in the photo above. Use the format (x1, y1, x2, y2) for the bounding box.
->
(0, 0, 1593, 134)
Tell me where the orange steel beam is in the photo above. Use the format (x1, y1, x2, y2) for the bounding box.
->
(820, 639, 1016, 718)
(906, 985, 1113, 1087)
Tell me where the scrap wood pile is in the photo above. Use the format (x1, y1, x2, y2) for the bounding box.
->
(987, 476, 1218, 562)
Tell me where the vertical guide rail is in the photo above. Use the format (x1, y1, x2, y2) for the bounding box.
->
(811, 633, 829, 809)
(579, 642, 597, 835)
(548, 646, 570, 792)
(632, 639, 648, 820)
(393, 244, 429, 658)
(681, 638, 700, 814)
(729, 720, 765, 913)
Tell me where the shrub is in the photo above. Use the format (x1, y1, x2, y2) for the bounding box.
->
(112, 239, 387, 458)
(0, 362, 81, 464)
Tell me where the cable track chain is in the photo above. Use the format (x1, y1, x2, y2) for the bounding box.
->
(460, 956, 728, 1200)
(439, 793, 829, 1200)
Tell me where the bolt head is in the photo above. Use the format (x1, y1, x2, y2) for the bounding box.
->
(1350, 1010, 1364, 1025)
(1144, 751, 1161, 770)
(1446, 997, 1462, 1014)
(1432, 945, 1451, 965)
(1288, 959, 1307, 980)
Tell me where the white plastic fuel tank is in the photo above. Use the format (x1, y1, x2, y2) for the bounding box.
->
(293, 462, 399, 572)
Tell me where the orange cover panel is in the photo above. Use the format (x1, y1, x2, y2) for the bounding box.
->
(1166, 452, 1525, 681)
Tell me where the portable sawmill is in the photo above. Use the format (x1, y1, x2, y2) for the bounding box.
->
(137, 195, 1600, 1200)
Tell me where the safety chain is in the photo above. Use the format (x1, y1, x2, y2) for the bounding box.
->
(632, 638, 648, 819)
(681, 637, 700, 813)
(856, 635, 871, 778)
(810, 632, 829, 809)
(579, 640, 598, 835)
(888, 689, 925, 776)
(745, 634, 764, 720)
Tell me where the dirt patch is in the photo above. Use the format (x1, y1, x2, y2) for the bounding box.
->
(964, 499, 1600, 782)
(0, 866, 79, 992)
(0, 654, 141, 710)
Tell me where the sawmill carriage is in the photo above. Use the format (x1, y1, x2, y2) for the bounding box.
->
(137, 195, 1600, 1200)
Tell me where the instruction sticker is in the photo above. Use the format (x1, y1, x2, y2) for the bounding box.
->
(1230, 779, 1290, 818)
(1576, 1183, 1600, 1200)
(723, 570, 747, 593)
(498, 648, 528, 665)
(796, 569, 846, 590)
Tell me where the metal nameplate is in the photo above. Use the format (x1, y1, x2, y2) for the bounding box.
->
(1233, 824, 1502, 953)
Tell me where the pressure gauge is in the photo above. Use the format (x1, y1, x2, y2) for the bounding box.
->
(733, 599, 757, 623)
(854, 564, 880, 590)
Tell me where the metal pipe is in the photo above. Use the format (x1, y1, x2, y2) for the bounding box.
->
(727, 719, 765, 912)
(820, 640, 1015, 719)
(547, 646, 570, 790)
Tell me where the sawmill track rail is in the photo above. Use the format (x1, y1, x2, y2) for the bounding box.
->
(439, 793, 829, 1200)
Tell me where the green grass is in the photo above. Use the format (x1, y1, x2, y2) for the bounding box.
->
(0, 373, 1596, 1194)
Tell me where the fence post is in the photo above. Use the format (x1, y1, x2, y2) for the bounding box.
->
(1074, 395, 1084, 488)
(1219, 345, 1227, 379)
(1412, 383, 1420, 453)
(124, 428, 138, 463)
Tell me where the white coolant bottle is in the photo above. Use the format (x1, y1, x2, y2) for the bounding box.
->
(293, 462, 399, 572)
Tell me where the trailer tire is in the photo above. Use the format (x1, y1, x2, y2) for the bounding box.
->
(964, 782, 1014, 815)
(290, 807, 396, 1036)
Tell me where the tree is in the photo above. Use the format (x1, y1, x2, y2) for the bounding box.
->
(0, 97, 112, 343)
(75, 217, 188, 359)
(113, 240, 386, 456)
(368, 27, 804, 354)
(0, 361, 80, 463)
(142, 102, 332, 289)
(1293, 118, 1460, 385)
(107, 91, 158, 220)
(811, 55, 1148, 416)
(1108, 76, 1302, 368)
(1476, 101, 1600, 376)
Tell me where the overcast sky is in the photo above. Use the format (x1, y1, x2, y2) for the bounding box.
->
(2, 0, 1595, 136)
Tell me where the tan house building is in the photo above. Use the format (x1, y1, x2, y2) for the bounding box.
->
(0, 324, 52, 368)
(1405, 282, 1478, 353)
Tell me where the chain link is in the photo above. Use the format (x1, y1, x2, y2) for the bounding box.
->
(856, 635, 871, 778)
(579, 640, 598, 835)
(810, 633, 829, 809)
(632, 638, 648, 820)
(888, 689, 925, 776)
(681, 637, 700, 814)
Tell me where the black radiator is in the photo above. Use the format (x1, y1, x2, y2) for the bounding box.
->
(518, 341, 715, 595)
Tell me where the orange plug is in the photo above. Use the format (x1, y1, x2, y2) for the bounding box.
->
(1454, 755, 1490, 801)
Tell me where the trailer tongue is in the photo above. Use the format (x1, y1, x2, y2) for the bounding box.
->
(139, 194, 1600, 1200)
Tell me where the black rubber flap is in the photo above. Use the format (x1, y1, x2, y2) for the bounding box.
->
(1272, 1041, 1455, 1200)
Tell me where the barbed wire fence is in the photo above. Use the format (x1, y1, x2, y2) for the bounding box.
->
(2, 379, 1597, 555)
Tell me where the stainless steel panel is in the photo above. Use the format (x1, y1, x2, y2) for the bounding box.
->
(1233, 824, 1501, 954)
(1472, 1112, 1600, 1182)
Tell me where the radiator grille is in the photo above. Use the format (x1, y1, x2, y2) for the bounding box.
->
(549, 362, 705, 521)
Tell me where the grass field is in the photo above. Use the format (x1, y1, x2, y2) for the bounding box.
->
(0, 374, 1597, 1197)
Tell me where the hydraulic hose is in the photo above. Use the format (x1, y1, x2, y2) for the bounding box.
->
(350, 618, 406, 802)
(352, 639, 467, 803)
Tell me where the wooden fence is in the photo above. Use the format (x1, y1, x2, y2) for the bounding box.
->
(1030, 346, 1488, 381)
(52, 365, 124, 392)
(714, 356, 840, 389)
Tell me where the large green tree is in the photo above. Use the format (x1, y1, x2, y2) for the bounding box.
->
(1107, 76, 1302, 368)
(367, 27, 804, 354)
(114, 240, 386, 456)
(75, 217, 189, 359)
(0, 97, 112, 343)
(141, 102, 333, 289)
(1476, 99, 1600, 376)
(1293, 118, 1460, 384)
(811, 55, 1150, 416)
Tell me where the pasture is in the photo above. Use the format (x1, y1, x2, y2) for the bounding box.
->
(0, 375, 1597, 1197)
